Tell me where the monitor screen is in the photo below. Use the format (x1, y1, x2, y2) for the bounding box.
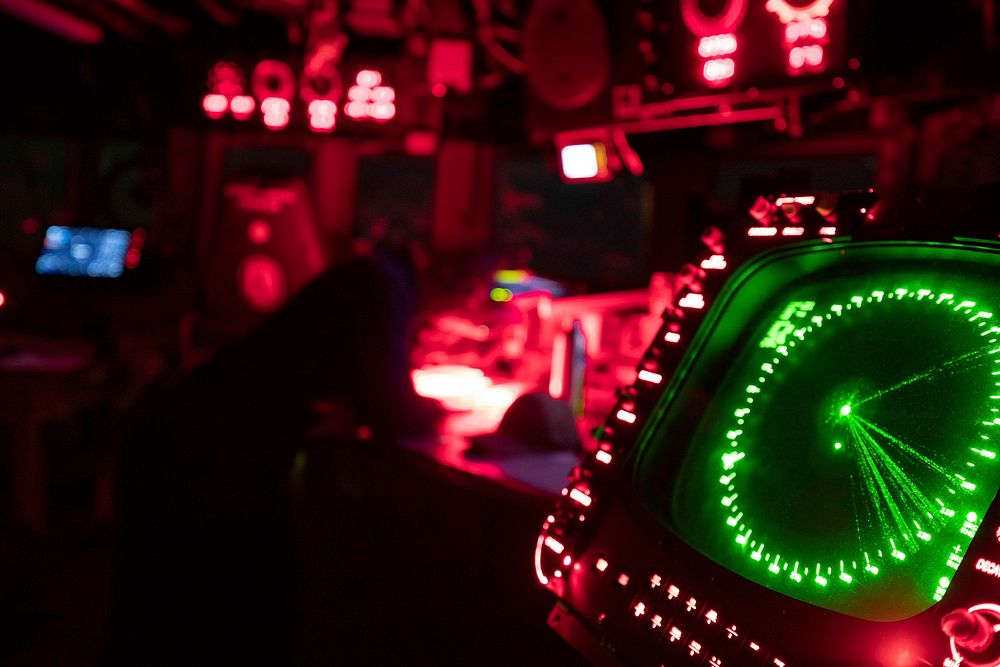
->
(36, 226, 132, 278)
(635, 242, 1000, 622)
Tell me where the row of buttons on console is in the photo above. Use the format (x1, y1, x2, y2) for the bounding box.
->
(593, 555, 789, 667)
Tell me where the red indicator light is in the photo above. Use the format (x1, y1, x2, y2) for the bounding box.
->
(0, 291, 6, 308)
(616, 409, 637, 424)
(703, 58, 736, 84)
(371, 86, 395, 103)
(775, 195, 816, 205)
(308, 99, 337, 132)
(229, 95, 255, 120)
(651, 614, 663, 629)
(782, 226, 805, 236)
(569, 488, 593, 507)
(239, 255, 287, 312)
(595, 558, 609, 572)
(749, 641, 762, 652)
(789, 44, 824, 70)
(665, 331, 681, 344)
(369, 102, 396, 121)
(773, 659, 787, 667)
(356, 69, 382, 88)
(431, 82, 447, 97)
(685, 596, 698, 612)
(202, 93, 228, 119)
(345, 100, 368, 119)
(125, 249, 141, 269)
(701, 254, 728, 270)
(650, 573, 662, 588)
(562, 555, 572, 566)
(748, 227, 779, 237)
(638, 370, 663, 384)
(698, 33, 737, 58)
(667, 584, 680, 600)
(595, 450, 613, 464)
(668, 626, 683, 643)
(247, 220, 272, 245)
(544, 536, 565, 554)
(261, 97, 291, 130)
(617, 572, 630, 586)
(725, 624, 740, 639)
(348, 85, 368, 102)
(678, 293, 705, 309)
(785, 17, 827, 42)
(819, 226, 838, 235)
(705, 609, 719, 625)
(689, 640, 702, 657)
(560, 143, 607, 181)
(633, 602, 647, 617)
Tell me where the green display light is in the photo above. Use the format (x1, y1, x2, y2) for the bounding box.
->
(637, 242, 1000, 622)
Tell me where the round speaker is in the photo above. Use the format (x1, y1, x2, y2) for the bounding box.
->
(522, 0, 610, 111)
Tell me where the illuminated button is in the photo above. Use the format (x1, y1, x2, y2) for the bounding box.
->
(747, 640, 765, 660)
(704, 609, 720, 626)
(708, 656, 726, 667)
(595, 450, 613, 464)
(666, 625, 685, 644)
(666, 584, 680, 601)
(772, 658, 788, 667)
(650, 613, 664, 630)
(633, 601, 647, 618)
(684, 596, 699, 613)
(688, 639, 703, 658)
(723, 624, 741, 642)
(594, 557, 609, 573)
(617, 572, 631, 587)
(649, 573, 663, 589)
(664, 331, 681, 344)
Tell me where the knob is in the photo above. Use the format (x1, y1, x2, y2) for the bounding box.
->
(942, 608, 996, 654)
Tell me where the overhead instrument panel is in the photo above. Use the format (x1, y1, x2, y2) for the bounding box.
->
(526, 0, 850, 135)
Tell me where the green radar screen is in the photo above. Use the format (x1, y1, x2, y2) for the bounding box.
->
(647, 252, 1000, 622)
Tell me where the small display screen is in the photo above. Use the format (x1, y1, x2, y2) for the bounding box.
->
(635, 242, 1000, 622)
(36, 226, 132, 278)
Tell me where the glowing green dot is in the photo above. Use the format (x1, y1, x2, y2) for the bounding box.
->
(939, 577, 951, 587)
(489, 287, 513, 302)
(840, 404, 852, 417)
(967, 512, 978, 522)
(834, 442, 843, 450)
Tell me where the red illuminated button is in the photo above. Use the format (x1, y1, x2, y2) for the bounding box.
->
(617, 572, 631, 587)
(666, 584, 681, 601)
(239, 255, 287, 312)
(650, 613, 664, 631)
(594, 557, 609, 574)
(703, 608, 720, 627)
(666, 624, 686, 645)
(649, 573, 663, 590)
(632, 600, 647, 618)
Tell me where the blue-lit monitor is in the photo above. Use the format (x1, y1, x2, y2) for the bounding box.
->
(36, 226, 132, 278)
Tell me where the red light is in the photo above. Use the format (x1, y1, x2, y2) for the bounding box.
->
(347, 85, 369, 102)
(775, 195, 816, 205)
(781, 226, 805, 236)
(616, 409, 637, 424)
(562, 555, 572, 566)
(229, 95, 255, 120)
(371, 86, 395, 103)
(701, 254, 728, 270)
(369, 102, 396, 121)
(356, 69, 382, 88)
(308, 99, 337, 132)
(703, 58, 735, 84)
(261, 97, 291, 130)
(0, 291, 6, 308)
(239, 255, 287, 312)
(534, 535, 549, 585)
(595, 450, 613, 464)
(595, 558, 609, 572)
(559, 142, 609, 181)
(617, 572, 630, 586)
(431, 82, 447, 97)
(678, 293, 705, 309)
(633, 602, 646, 617)
(247, 220, 272, 245)
(125, 249, 141, 269)
(544, 536, 565, 554)
(569, 488, 593, 507)
(638, 369, 663, 384)
(766, 0, 835, 24)
(748, 226, 779, 237)
(665, 331, 681, 344)
(698, 33, 737, 58)
(786, 17, 827, 42)
(202, 93, 228, 119)
(345, 100, 368, 119)
(789, 45, 824, 69)
(819, 226, 838, 235)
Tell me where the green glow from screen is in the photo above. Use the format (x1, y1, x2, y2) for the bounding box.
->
(637, 244, 1000, 621)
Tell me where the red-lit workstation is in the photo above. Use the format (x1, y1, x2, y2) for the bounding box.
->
(1, 1, 1000, 665)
